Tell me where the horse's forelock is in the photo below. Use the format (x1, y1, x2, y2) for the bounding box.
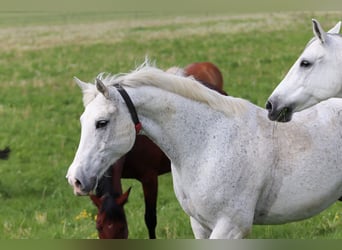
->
(101, 194, 126, 220)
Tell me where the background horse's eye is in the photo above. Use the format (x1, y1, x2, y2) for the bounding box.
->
(96, 120, 109, 129)
(300, 60, 312, 68)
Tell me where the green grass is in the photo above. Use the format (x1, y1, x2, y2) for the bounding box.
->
(0, 11, 341, 239)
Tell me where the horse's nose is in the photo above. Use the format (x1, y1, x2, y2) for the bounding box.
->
(69, 176, 97, 196)
(265, 99, 280, 121)
(265, 100, 273, 113)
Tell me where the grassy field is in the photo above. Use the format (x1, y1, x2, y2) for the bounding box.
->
(0, 10, 341, 239)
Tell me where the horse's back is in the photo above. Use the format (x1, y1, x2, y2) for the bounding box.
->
(292, 98, 342, 128)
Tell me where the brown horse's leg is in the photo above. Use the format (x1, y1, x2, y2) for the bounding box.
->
(141, 176, 158, 239)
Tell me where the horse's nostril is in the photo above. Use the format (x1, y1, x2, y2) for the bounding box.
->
(73, 177, 97, 195)
(265, 101, 273, 112)
(75, 179, 82, 188)
(73, 178, 87, 196)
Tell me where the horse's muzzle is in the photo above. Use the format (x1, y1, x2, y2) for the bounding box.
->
(67, 175, 97, 196)
(266, 99, 293, 122)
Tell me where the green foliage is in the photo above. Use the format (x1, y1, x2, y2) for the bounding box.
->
(0, 11, 341, 238)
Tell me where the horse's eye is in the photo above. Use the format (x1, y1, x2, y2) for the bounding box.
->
(300, 60, 312, 68)
(96, 120, 109, 129)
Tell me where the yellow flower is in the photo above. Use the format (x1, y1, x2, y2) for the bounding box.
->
(35, 212, 47, 225)
(334, 212, 340, 221)
(90, 232, 98, 238)
(75, 209, 92, 220)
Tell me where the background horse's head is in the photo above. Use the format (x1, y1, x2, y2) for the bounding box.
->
(66, 78, 136, 195)
(266, 19, 342, 122)
(90, 188, 131, 239)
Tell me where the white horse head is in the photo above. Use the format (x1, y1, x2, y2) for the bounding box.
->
(266, 19, 342, 122)
(66, 77, 136, 195)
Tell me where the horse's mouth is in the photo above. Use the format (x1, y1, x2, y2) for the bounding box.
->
(267, 106, 293, 122)
(275, 107, 293, 122)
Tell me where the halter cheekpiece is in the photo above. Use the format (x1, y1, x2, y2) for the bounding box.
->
(114, 84, 142, 134)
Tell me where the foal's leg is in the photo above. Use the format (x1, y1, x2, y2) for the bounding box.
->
(190, 216, 211, 239)
(141, 176, 158, 239)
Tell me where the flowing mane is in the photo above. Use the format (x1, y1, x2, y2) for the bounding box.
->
(98, 62, 249, 117)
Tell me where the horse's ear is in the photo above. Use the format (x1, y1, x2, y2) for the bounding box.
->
(116, 187, 132, 206)
(90, 195, 103, 209)
(74, 77, 97, 107)
(312, 19, 327, 44)
(327, 21, 341, 34)
(74, 76, 90, 91)
(96, 78, 109, 99)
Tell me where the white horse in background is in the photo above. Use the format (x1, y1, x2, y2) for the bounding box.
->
(67, 63, 342, 238)
(266, 19, 342, 122)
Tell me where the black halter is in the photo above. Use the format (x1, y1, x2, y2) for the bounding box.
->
(114, 84, 142, 133)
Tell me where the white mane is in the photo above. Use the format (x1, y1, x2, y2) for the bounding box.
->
(165, 66, 186, 76)
(89, 62, 249, 117)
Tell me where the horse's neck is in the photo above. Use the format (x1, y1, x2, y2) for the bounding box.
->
(128, 86, 262, 164)
(130, 87, 233, 162)
(136, 87, 206, 152)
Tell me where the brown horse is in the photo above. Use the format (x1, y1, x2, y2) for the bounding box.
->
(89, 62, 226, 239)
(184, 62, 224, 91)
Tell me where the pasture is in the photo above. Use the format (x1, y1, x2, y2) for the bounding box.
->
(0, 10, 341, 239)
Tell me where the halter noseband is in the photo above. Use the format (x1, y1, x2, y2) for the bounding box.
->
(114, 84, 142, 134)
